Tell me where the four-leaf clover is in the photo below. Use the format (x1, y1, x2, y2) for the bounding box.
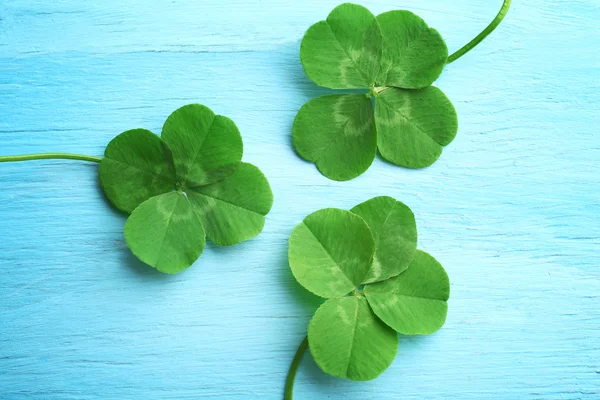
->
(100, 104, 274, 274)
(293, 3, 459, 181)
(288, 196, 450, 380)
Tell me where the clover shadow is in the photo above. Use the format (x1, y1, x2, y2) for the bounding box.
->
(280, 40, 332, 102)
(277, 40, 330, 154)
(275, 239, 336, 393)
(281, 40, 369, 105)
(94, 178, 126, 219)
(94, 181, 180, 280)
(120, 249, 172, 279)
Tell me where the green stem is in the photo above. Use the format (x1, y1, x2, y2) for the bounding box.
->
(0, 153, 102, 164)
(284, 336, 309, 400)
(447, 0, 512, 64)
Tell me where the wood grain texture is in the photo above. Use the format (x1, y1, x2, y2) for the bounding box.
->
(1, 0, 599, 399)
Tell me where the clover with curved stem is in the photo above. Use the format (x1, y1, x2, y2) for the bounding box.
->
(284, 196, 450, 397)
(293, 1, 512, 181)
(0, 104, 273, 274)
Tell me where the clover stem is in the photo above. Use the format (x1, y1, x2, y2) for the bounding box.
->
(447, 0, 512, 64)
(284, 336, 309, 400)
(0, 153, 102, 164)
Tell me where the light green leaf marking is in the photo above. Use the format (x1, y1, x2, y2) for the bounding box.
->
(300, 3, 382, 89)
(188, 162, 273, 246)
(124, 192, 206, 274)
(364, 250, 450, 335)
(293, 94, 376, 181)
(288, 208, 374, 298)
(308, 296, 398, 381)
(162, 104, 243, 187)
(99, 129, 176, 214)
(375, 86, 458, 168)
(376, 10, 448, 89)
(351, 196, 417, 283)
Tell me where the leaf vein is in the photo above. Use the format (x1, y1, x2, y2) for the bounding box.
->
(345, 298, 361, 377)
(377, 94, 444, 146)
(327, 22, 370, 85)
(185, 113, 217, 180)
(154, 195, 180, 269)
(390, 292, 447, 302)
(189, 190, 263, 217)
(105, 156, 173, 184)
(302, 222, 355, 289)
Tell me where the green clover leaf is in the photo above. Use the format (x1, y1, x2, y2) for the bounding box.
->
(288, 196, 450, 380)
(289, 208, 375, 298)
(375, 86, 458, 169)
(308, 296, 397, 381)
(300, 3, 382, 89)
(293, 94, 377, 181)
(187, 162, 273, 246)
(364, 250, 450, 335)
(293, 3, 458, 180)
(100, 104, 273, 274)
(99, 128, 177, 214)
(162, 104, 243, 187)
(124, 192, 206, 274)
(350, 196, 417, 283)
(376, 10, 448, 89)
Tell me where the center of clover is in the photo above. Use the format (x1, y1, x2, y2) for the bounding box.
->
(175, 181, 188, 197)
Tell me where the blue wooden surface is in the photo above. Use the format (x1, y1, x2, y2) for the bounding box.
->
(1, 1, 599, 399)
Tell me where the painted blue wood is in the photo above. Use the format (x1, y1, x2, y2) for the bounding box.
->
(1, 0, 598, 399)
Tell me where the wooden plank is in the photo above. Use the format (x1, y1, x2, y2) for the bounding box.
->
(0, 1, 598, 399)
